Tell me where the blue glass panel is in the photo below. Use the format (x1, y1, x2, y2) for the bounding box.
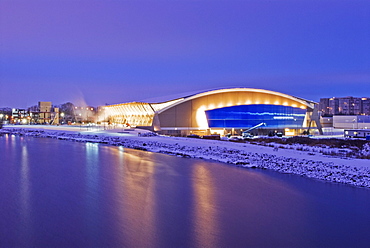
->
(205, 105, 306, 128)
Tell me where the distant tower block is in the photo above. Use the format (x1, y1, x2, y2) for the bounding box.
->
(38, 101, 52, 124)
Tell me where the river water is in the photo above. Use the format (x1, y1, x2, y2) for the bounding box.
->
(0, 134, 370, 247)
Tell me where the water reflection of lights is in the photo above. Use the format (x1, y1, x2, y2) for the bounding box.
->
(110, 145, 129, 244)
(85, 142, 99, 185)
(192, 164, 219, 247)
(20, 144, 31, 237)
(86, 142, 99, 149)
(84, 142, 100, 233)
(113, 149, 157, 246)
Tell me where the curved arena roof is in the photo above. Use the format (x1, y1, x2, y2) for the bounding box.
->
(152, 88, 316, 114)
(103, 88, 318, 129)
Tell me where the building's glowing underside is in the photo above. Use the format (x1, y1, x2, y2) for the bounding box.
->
(102, 88, 320, 135)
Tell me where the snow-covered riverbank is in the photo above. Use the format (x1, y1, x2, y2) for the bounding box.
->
(1, 126, 370, 188)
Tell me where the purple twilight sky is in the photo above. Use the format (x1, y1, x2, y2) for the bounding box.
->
(0, 0, 369, 108)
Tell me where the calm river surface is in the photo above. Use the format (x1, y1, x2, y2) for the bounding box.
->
(0, 134, 370, 248)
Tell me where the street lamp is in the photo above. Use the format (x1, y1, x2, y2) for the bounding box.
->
(103, 107, 106, 130)
(60, 113, 65, 124)
(86, 107, 89, 124)
(353, 118, 356, 129)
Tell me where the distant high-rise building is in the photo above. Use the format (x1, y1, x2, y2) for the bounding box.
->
(319, 98, 330, 115)
(338, 97, 361, 115)
(329, 98, 339, 115)
(319, 97, 340, 115)
(362, 98, 370, 115)
(319, 96, 369, 116)
(38, 101, 52, 124)
(352, 98, 362, 115)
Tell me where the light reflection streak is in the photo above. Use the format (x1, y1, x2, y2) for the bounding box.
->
(113, 148, 156, 247)
(11, 134, 16, 150)
(85, 142, 100, 192)
(84, 142, 100, 234)
(3, 134, 11, 155)
(192, 164, 219, 247)
(19, 143, 31, 241)
(111, 146, 128, 244)
(86, 143, 99, 166)
(135, 153, 156, 247)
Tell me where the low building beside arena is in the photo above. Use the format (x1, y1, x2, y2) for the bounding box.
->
(333, 115, 370, 129)
(344, 129, 370, 139)
(101, 88, 322, 136)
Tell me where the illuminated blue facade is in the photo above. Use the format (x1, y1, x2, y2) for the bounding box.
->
(205, 105, 306, 128)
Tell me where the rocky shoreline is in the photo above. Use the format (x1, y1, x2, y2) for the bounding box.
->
(2, 128, 370, 189)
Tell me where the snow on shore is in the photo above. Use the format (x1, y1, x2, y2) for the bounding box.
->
(1, 126, 370, 188)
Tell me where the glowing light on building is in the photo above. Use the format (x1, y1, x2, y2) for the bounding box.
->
(284, 128, 295, 136)
(208, 103, 216, 109)
(196, 106, 209, 129)
(273, 116, 294, 120)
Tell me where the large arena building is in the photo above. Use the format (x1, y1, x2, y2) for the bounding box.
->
(102, 88, 322, 136)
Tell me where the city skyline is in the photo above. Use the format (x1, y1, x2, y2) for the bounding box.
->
(1, 0, 369, 108)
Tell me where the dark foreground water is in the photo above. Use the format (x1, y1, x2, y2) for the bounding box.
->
(0, 135, 370, 248)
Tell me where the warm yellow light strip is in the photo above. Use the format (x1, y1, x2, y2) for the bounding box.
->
(157, 88, 316, 114)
